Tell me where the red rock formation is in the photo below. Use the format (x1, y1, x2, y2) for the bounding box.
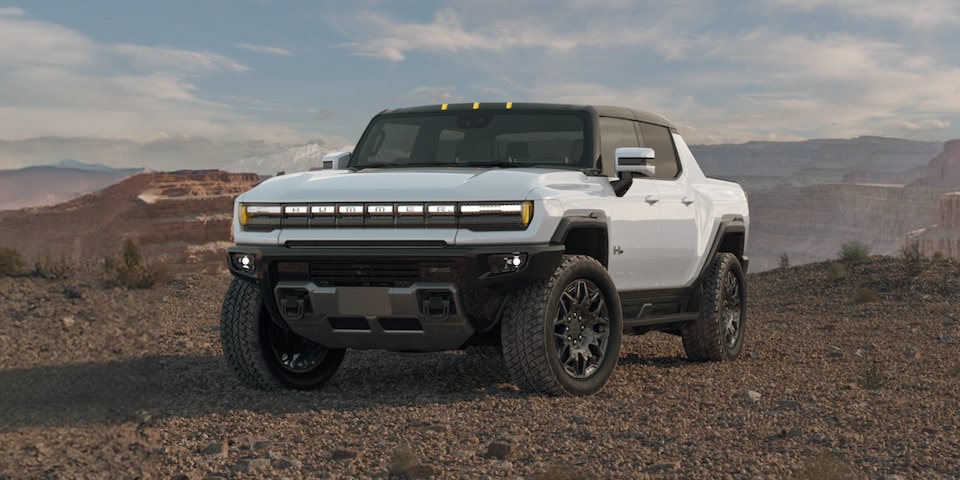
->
(913, 139, 960, 187)
(0, 170, 260, 269)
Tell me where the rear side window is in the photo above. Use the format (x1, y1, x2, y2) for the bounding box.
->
(638, 123, 680, 179)
(598, 117, 640, 175)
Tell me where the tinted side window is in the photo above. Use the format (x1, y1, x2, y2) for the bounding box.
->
(638, 123, 680, 179)
(598, 117, 640, 175)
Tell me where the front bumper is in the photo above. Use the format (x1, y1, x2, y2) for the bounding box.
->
(226, 243, 564, 351)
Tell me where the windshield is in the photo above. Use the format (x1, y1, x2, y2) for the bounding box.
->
(350, 111, 592, 170)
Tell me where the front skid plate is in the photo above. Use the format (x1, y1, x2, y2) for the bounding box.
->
(274, 280, 475, 352)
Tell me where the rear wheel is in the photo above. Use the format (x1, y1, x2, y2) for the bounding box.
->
(501, 255, 622, 396)
(682, 253, 746, 362)
(220, 278, 345, 390)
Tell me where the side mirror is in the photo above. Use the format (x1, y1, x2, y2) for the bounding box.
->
(614, 147, 656, 178)
(321, 152, 351, 170)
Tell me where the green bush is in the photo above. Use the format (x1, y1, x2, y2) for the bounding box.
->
(838, 241, 870, 263)
(0, 247, 25, 277)
(103, 239, 167, 289)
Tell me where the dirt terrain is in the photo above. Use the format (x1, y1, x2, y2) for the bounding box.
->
(1, 257, 958, 479)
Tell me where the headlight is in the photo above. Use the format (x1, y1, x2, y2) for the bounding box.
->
(459, 201, 534, 231)
(239, 203, 282, 232)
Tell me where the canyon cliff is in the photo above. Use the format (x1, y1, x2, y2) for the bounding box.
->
(0, 170, 260, 268)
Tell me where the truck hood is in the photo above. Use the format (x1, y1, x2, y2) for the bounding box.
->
(240, 168, 590, 203)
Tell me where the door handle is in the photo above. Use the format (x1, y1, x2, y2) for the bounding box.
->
(645, 195, 660, 205)
(682, 196, 695, 205)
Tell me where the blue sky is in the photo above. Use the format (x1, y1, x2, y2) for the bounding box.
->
(1, 0, 960, 169)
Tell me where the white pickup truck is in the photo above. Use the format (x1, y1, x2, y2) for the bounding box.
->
(220, 102, 750, 396)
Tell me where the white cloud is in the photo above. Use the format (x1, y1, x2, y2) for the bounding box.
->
(0, 7, 24, 16)
(233, 43, 293, 56)
(0, 15, 95, 66)
(112, 44, 249, 72)
(760, 0, 960, 28)
(391, 86, 463, 104)
(341, 7, 676, 61)
(0, 8, 303, 151)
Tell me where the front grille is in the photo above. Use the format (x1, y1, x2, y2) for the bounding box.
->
(310, 261, 421, 287)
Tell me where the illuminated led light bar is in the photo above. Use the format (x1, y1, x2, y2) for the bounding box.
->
(311, 205, 336, 215)
(367, 204, 395, 215)
(428, 205, 456, 215)
(338, 204, 364, 215)
(397, 204, 424, 215)
(246, 205, 282, 215)
(284, 205, 309, 215)
(460, 204, 523, 215)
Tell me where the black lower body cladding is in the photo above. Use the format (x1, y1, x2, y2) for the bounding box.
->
(225, 243, 565, 351)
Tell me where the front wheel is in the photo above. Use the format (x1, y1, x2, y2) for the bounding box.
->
(220, 278, 345, 390)
(501, 255, 623, 396)
(682, 253, 747, 362)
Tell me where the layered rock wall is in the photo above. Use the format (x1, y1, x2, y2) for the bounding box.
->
(748, 184, 949, 270)
(907, 192, 960, 260)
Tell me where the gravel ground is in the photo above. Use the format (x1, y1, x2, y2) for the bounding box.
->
(1, 257, 959, 479)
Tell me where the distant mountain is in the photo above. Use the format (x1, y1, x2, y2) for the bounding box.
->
(53, 158, 143, 175)
(224, 141, 353, 176)
(691, 136, 943, 191)
(0, 161, 144, 211)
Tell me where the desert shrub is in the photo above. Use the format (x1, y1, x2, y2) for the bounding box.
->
(932, 251, 946, 262)
(529, 465, 588, 480)
(827, 262, 847, 280)
(899, 242, 927, 277)
(779, 253, 790, 269)
(838, 241, 870, 263)
(796, 453, 854, 480)
(103, 238, 167, 289)
(0, 247, 26, 277)
(858, 359, 887, 389)
(853, 288, 878, 304)
(387, 444, 419, 476)
(34, 255, 77, 280)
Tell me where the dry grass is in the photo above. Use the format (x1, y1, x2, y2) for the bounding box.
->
(796, 453, 854, 480)
(853, 288, 878, 304)
(34, 255, 77, 280)
(103, 239, 168, 289)
(899, 242, 927, 277)
(387, 444, 419, 476)
(529, 465, 588, 480)
(858, 360, 887, 390)
(0, 246, 25, 277)
(828, 262, 847, 280)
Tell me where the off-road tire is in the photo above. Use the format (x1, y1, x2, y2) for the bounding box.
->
(501, 255, 623, 396)
(220, 278, 345, 390)
(682, 252, 746, 362)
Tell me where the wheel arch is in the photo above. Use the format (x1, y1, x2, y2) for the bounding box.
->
(550, 213, 609, 268)
(685, 218, 748, 314)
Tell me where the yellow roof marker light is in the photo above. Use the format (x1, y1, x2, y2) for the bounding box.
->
(473, 102, 480, 110)
(506, 102, 513, 109)
(441, 103, 448, 110)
